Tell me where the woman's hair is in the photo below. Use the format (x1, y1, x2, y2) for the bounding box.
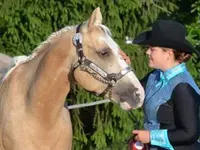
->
(162, 47, 192, 63)
(173, 50, 192, 63)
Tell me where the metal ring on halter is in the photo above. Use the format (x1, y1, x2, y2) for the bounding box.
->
(73, 33, 82, 46)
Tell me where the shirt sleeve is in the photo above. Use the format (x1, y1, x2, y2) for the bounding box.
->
(167, 83, 200, 145)
(150, 129, 174, 150)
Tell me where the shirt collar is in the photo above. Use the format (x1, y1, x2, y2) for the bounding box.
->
(159, 63, 187, 81)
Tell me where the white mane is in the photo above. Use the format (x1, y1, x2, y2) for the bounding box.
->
(1, 25, 77, 83)
(0, 23, 112, 83)
(33, 25, 77, 54)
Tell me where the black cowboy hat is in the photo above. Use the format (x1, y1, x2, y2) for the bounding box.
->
(132, 19, 195, 53)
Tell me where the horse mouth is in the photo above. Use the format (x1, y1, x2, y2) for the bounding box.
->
(109, 98, 132, 111)
(110, 90, 144, 110)
(119, 102, 132, 110)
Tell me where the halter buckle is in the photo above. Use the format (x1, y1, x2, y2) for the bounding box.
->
(73, 33, 82, 46)
(110, 79, 116, 86)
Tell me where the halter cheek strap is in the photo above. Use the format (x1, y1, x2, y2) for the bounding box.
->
(72, 24, 133, 97)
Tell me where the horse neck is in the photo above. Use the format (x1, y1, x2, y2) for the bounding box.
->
(28, 32, 76, 126)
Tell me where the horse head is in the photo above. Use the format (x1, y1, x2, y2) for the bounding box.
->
(72, 7, 144, 110)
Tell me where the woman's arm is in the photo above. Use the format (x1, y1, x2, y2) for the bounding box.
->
(149, 83, 200, 149)
(168, 83, 200, 145)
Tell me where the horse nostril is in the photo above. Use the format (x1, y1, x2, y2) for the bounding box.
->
(132, 87, 140, 97)
(136, 92, 140, 97)
(132, 91, 141, 102)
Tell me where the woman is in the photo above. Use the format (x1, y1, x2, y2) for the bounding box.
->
(128, 19, 200, 150)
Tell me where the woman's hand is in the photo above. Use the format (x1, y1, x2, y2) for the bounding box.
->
(132, 130, 150, 144)
(119, 50, 131, 65)
(127, 137, 134, 150)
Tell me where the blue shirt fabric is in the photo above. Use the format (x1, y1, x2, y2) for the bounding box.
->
(144, 63, 200, 130)
(143, 63, 200, 149)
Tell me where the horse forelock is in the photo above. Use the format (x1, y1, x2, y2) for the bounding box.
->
(96, 24, 119, 56)
(95, 24, 129, 70)
(98, 24, 112, 37)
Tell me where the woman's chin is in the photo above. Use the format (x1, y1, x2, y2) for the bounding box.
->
(148, 63, 154, 68)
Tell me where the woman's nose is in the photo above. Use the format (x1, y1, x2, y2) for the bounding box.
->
(146, 48, 151, 55)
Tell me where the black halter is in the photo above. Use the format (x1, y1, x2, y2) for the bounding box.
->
(72, 24, 133, 97)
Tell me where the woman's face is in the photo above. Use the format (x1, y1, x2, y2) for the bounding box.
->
(146, 46, 171, 70)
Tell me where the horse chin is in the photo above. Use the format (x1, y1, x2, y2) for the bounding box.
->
(119, 102, 132, 111)
(108, 96, 133, 110)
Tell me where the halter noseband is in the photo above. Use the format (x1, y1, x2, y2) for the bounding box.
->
(72, 24, 132, 97)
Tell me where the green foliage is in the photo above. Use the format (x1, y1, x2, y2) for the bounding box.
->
(0, 0, 193, 150)
(173, 0, 200, 86)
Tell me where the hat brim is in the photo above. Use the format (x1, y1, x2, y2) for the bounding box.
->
(132, 31, 151, 45)
(132, 31, 195, 53)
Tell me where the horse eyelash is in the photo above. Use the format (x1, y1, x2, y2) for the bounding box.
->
(98, 48, 110, 56)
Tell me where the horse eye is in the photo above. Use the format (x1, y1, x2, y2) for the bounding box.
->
(99, 51, 108, 56)
(98, 49, 110, 57)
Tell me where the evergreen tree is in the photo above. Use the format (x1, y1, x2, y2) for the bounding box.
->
(2, 1, 199, 150)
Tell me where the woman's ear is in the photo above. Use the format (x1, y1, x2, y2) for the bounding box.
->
(167, 48, 175, 60)
(119, 50, 131, 65)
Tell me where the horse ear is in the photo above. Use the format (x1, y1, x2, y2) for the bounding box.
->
(87, 7, 102, 30)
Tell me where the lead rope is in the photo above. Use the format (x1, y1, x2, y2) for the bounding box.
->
(67, 99, 110, 110)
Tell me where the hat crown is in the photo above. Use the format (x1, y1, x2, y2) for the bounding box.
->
(132, 19, 194, 53)
(152, 20, 186, 41)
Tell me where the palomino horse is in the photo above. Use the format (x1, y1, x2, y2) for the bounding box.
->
(0, 7, 144, 150)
